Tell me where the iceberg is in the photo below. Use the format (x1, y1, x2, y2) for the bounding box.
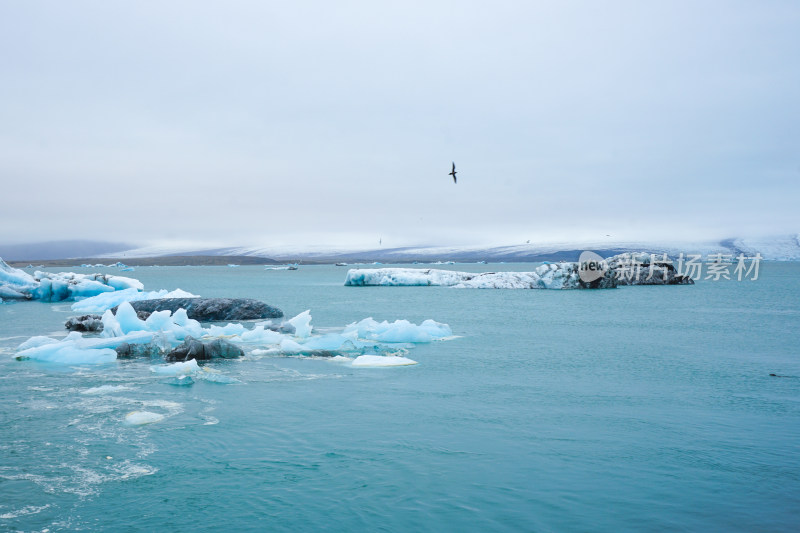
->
(100, 302, 205, 344)
(15, 332, 119, 364)
(238, 325, 285, 344)
(344, 264, 616, 289)
(150, 359, 201, 376)
(119, 297, 283, 321)
(352, 355, 418, 367)
(342, 318, 452, 342)
(1, 257, 149, 302)
(15, 329, 155, 363)
(0, 258, 38, 299)
(17, 336, 59, 351)
(16, 304, 455, 365)
(287, 310, 313, 338)
(71, 288, 199, 313)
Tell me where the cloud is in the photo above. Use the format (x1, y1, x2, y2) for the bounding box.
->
(0, 1, 798, 247)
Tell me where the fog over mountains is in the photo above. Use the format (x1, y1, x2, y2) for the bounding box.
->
(2, 235, 799, 263)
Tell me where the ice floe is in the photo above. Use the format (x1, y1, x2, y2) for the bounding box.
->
(344, 264, 616, 289)
(14, 303, 453, 368)
(287, 309, 313, 338)
(15, 330, 155, 364)
(1, 257, 150, 302)
(352, 354, 418, 367)
(150, 359, 201, 376)
(71, 288, 198, 313)
(342, 318, 452, 342)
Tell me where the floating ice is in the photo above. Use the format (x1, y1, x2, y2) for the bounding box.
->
(15, 342, 118, 364)
(206, 323, 247, 337)
(352, 355, 418, 367)
(0, 257, 151, 302)
(100, 302, 205, 343)
(115, 301, 147, 334)
(16, 336, 59, 351)
(150, 359, 200, 376)
(123, 411, 165, 426)
(238, 325, 285, 344)
(0, 258, 37, 299)
(14, 329, 154, 363)
(287, 310, 313, 338)
(344, 265, 615, 289)
(71, 288, 199, 313)
(343, 318, 452, 343)
(16, 304, 454, 365)
(279, 338, 308, 353)
(300, 332, 359, 351)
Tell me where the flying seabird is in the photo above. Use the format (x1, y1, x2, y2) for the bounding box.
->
(449, 162, 457, 184)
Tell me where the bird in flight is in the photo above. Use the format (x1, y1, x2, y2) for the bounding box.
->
(449, 162, 457, 184)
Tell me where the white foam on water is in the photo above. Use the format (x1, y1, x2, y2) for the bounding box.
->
(0, 504, 51, 519)
(81, 385, 133, 395)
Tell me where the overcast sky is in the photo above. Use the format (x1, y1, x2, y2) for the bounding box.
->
(1, 1, 798, 249)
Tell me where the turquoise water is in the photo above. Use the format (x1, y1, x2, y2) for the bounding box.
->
(1, 263, 799, 531)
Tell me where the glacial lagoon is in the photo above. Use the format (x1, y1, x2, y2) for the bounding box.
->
(1, 263, 799, 531)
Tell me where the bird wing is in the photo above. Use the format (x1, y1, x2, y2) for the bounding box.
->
(452, 162, 456, 172)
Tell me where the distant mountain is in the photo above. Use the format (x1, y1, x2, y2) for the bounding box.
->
(0, 240, 134, 261)
(3, 235, 798, 263)
(100, 234, 800, 262)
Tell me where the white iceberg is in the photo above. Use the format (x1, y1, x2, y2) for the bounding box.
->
(237, 325, 285, 344)
(1, 257, 149, 302)
(352, 355, 418, 367)
(15, 305, 454, 364)
(16, 336, 59, 351)
(344, 265, 611, 289)
(100, 302, 205, 343)
(300, 332, 359, 351)
(343, 318, 452, 343)
(150, 359, 200, 376)
(14, 331, 119, 364)
(287, 310, 313, 338)
(0, 259, 38, 299)
(15, 330, 155, 363)
(71, 288, 199, 313)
